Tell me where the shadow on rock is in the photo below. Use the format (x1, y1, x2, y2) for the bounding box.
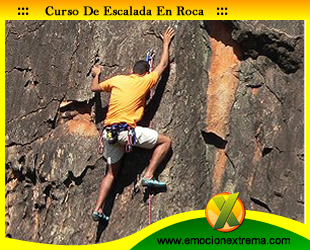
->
(95, 219, 109, 243)
(139, 66, 170, 127)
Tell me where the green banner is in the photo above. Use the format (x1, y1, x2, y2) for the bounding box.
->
(132, 218, 310, 249)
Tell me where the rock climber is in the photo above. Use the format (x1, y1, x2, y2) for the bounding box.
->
(90, 27, 175, 222)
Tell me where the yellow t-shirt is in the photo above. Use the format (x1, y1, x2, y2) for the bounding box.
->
(99, 71, 159, 127)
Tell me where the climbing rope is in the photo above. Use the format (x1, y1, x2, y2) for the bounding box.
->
(98, 127, 105, 154)
(148, 193, 154, 225)
(145, 50, 157, 225)
(145, 49, 156, 130)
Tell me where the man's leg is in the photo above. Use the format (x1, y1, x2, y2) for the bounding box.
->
(93, 160, 121, 215)
(144, 134, 171, 179)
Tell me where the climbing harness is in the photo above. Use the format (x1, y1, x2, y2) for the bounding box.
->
(97, 123, 137, 154)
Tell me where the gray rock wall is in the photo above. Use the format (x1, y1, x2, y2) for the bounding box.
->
(5, 20, 304, 244)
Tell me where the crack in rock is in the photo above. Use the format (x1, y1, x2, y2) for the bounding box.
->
(250, 197, 272, 213)
(201, 131, 227, 149)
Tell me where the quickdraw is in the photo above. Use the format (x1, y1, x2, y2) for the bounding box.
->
(145, 49, 155, 72)
(125, 125, 136, 153)
(145, 49, 156, 101)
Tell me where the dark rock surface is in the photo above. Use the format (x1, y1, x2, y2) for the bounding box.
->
(5, 20, 304, 244)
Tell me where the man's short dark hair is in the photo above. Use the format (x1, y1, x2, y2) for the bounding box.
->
(133, 60, 150, 75)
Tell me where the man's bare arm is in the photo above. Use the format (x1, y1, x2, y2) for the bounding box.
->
(91, 65, 103, 92)
(153, 27, 175, 77)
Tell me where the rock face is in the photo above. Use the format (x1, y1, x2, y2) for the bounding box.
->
(203, 21, 304, 221)
(5, 20, 304, 244)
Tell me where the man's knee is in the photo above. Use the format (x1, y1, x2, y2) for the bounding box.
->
(165, 136, 171, 147)
(157, 134, 171, 147)
(106, 160, 121, 178)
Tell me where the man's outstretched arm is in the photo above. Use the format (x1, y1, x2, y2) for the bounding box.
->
(91, 65, 103, 92)
(153, 27, 175, 77)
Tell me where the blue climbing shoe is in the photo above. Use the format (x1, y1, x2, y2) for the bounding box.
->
(92, 211, 109, 222)
(141, 177, 166, 189)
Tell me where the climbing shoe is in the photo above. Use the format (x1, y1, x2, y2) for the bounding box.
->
(92, 211, 109, 222)
(141, 177, 166, 189)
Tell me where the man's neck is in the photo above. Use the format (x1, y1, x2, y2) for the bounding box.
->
(133, 73, 147, 77)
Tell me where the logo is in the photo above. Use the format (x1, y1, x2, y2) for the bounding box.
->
(205, 192, 245, 232)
